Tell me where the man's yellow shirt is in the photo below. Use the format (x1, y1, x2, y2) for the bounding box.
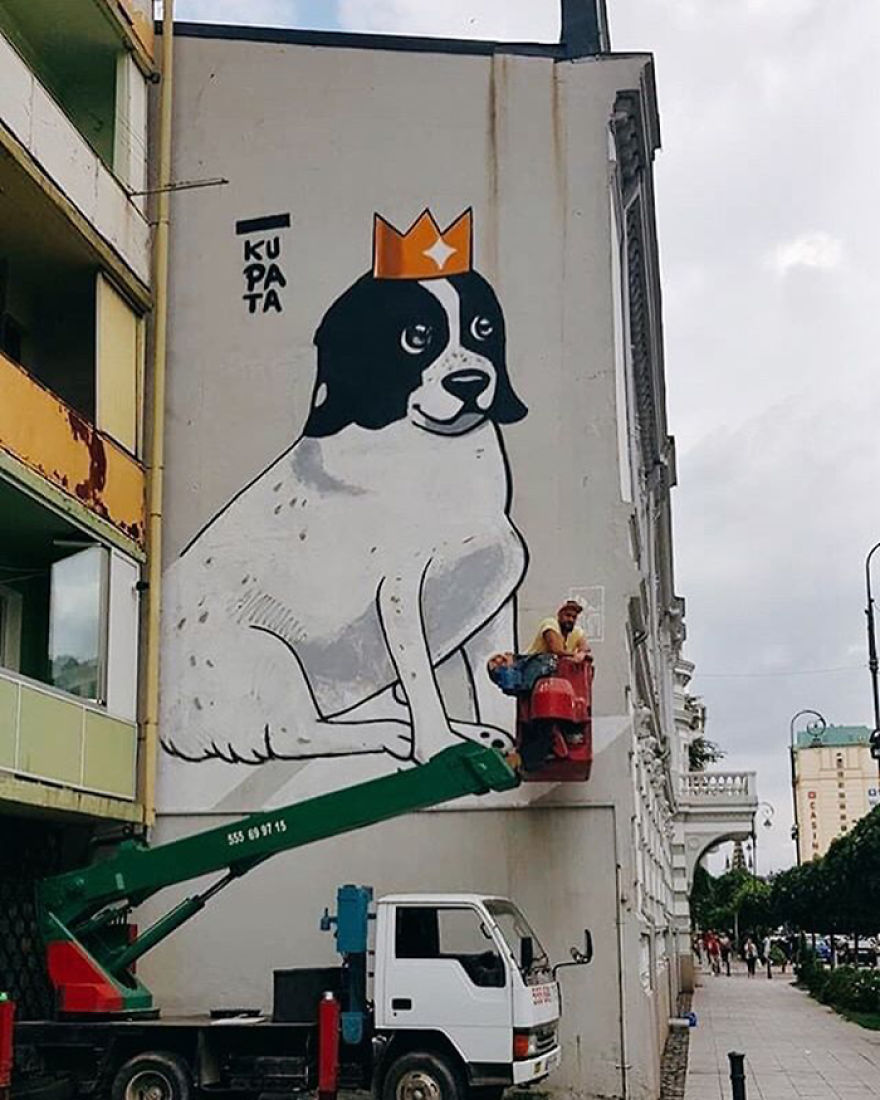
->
(527, 617, 586, 655)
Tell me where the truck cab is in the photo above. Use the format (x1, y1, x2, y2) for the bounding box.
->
(374, 894, 561, 1098)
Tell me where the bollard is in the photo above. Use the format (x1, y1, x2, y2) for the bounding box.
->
(728, 1051, 746, 1100)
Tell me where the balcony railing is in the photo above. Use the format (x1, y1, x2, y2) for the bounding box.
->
(0, 350, 145, 547)
(0, 666, 136, 801)
(678, 770, 757, 807)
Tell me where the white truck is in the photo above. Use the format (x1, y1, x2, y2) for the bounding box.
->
(11, 746, 591, 1100)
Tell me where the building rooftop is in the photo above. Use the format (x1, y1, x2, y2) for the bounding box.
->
(795, 724, 872, 749)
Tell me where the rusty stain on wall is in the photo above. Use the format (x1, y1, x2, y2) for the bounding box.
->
(0, 351, 145, 545)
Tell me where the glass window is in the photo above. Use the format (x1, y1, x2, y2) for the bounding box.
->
(395, 906, 505, 988)
(49, 546, 108, 702)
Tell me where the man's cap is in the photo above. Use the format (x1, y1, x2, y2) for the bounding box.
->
(558, 597, 583, 613)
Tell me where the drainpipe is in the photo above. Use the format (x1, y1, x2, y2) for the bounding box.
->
(141, 0, 174, 827)
(612, 807, 630, 1099)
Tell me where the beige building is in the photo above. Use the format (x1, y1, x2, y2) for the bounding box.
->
(793, 725, 880, 861)
(0, 0, 160, 1018)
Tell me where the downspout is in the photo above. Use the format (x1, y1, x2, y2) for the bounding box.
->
(612, 805, 630, 1099)
(141, 0, 174, 827)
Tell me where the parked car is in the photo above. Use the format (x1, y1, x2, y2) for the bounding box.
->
(838, 937, 878, 967)
(813, 937, 832, 963)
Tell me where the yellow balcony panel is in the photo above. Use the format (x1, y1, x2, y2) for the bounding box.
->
(83, 709, 137, 799)
(18, 685, 82, 786)
(0, 676, 15, 770)
(0, 350, 145, 546)
(0, 668, 138, 806)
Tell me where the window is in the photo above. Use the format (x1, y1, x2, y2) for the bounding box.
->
(49, 546, 108, 702)
(0, 313, 24, 364)
(96, 274, 144, 455)
(395, 906, 505, 988)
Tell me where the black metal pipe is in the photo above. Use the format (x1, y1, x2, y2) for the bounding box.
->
(789, 710, 826, 864)
(728, 1051, 746, 1100)
(865, 542, 880, 779)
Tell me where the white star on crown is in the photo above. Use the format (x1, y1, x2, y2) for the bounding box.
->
(423, 234, 457, 270)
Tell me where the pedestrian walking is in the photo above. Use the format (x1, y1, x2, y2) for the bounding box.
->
(763, 934, 773, 979)
(719, 933, 732, 976)
(744, 936, 757, 978)
(706, 931, 721, 976)
(693, 934, 703, 965)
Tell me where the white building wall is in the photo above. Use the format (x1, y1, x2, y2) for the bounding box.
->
(148, 30, 680, 1100)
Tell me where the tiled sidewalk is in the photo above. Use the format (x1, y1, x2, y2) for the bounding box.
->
(685, 962, 880, 1099)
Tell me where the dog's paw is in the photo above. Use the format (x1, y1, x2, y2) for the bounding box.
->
(448, 719, 515, 754)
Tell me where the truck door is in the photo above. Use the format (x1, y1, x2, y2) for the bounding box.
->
(381, 904, 511, 1065)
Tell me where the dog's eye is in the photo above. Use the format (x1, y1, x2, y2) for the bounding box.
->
(400, 324, 432, 355)
(470, 316, 494, 341)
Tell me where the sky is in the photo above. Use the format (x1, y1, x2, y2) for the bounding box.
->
(167, 0, 880, 872)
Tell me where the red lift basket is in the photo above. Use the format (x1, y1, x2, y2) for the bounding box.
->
(516, 655, 594, 782)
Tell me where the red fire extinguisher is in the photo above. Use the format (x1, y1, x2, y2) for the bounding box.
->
(0, 993, 14, 1099)
(317, 991, 340, 1100)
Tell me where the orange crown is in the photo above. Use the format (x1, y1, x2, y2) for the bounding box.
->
(373, 208, 472, 280)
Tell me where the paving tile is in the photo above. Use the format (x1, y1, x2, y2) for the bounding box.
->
(684, 962, 880, 1098)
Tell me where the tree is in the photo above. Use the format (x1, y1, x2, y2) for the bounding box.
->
(688, 736, 725, 771)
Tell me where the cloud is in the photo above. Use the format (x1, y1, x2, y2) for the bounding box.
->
(336, 0, 558, 41)
(172, 0, 302, 26)
(768, 231, 843, 276)
(611, 0, 880, 873)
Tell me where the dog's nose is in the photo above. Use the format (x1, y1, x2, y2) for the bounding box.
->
(442, 370, 491, 402)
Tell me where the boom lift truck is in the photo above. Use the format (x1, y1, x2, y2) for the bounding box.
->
(8, 743, 592, 1100)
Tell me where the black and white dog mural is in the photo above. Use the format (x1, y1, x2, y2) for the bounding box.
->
(162, 209, 528, 777)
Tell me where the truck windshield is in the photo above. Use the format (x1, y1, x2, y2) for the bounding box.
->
(485, 900, 551, 984)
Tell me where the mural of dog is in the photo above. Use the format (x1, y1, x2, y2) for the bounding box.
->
(161, 209, 528, 769)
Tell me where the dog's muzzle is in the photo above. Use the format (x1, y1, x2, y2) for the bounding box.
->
(442, 369, 491, 405)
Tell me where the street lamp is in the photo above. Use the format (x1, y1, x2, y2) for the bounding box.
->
(864, 542, 880, 772)
(753, 802, 775, 878)
(789, 709, 826, 865)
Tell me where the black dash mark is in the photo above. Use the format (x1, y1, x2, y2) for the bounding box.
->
(236, 213, 291, 235)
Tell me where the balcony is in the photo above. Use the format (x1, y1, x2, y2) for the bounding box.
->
(0, 667, 136, 804)
(0, 13, 150, 283)
(674, 770, 758, 900)
(0, 474, 141, 821)
(678, 770, 756, 806)
(0, 349, 145, 548)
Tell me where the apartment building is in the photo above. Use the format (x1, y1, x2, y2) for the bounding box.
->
(0, 0, 155, 1015)
(794, 724, 879, 860)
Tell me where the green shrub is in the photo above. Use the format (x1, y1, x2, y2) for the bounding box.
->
(798, 963, 880, 1014)
(822, 966, 857, 1006)
(839, 969, 880, 1013)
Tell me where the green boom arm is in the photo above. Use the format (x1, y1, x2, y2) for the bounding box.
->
(38, 742, 518, 1015)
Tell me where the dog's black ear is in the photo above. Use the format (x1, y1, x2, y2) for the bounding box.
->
(490, 360, 528, 425)
(305, 273, 448, 438)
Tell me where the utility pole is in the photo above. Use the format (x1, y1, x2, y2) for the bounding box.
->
(789, 710, 826, 864)
(865, 542, 880, 776)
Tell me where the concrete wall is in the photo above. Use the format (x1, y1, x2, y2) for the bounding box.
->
(0, 29, 150, 284)
(151, 30, 673, 1099)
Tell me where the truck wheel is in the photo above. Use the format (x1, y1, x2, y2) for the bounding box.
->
(382, 1052, 464, 1100)
(110, 1052, 192, 1100)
